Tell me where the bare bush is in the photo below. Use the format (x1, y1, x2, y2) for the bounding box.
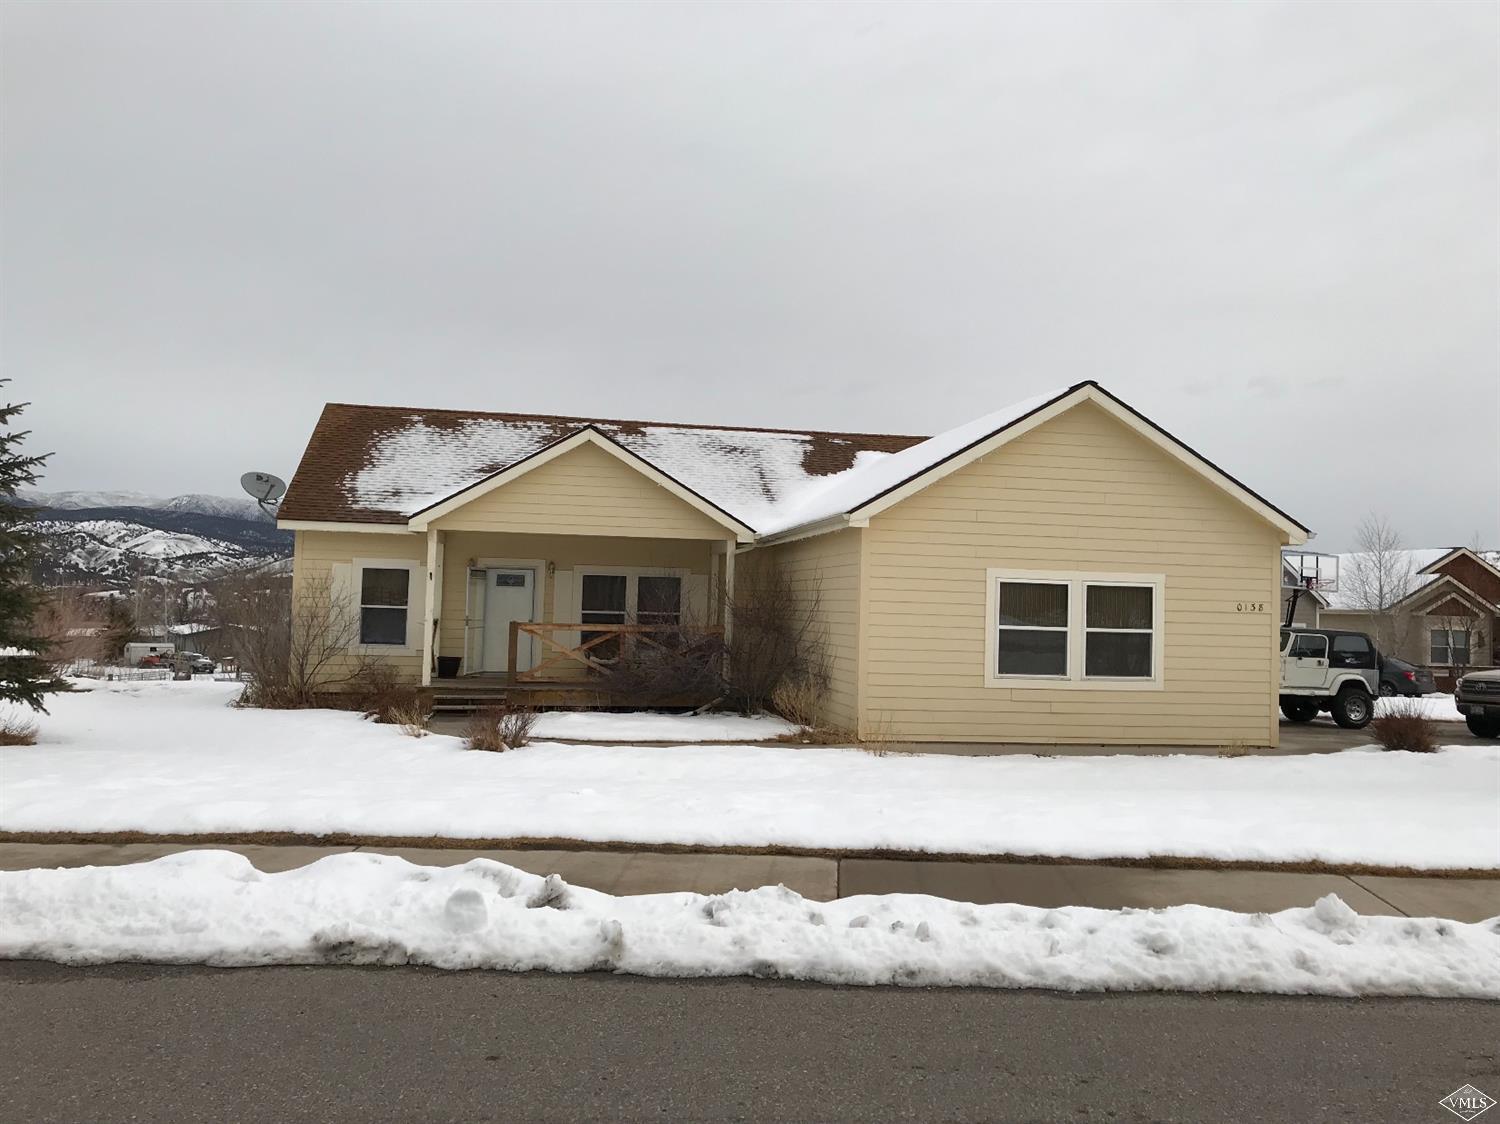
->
(1369, 701, 1440, 753)
(32, 588, 108, 669)
(0, 713, 38, 745)
(388, 701, 431, 738)
(723, 566, 827, 715)
(215, 572, 371, 708)
(770, 674, 824, 729)
(350, 663, 430, 724)
(592, 565, 829, 716)
(465, 705, 536, 752)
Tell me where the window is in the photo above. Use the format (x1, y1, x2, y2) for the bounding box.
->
(986, 569, 1164, 689)
(359, 567, 410, 646)
(1288, 633, 1327, 660)
(578, 571, 685, 660)
(581, 574, 628, 660)
(995, 581, 1069, 676)
(637, 576, 683, 629)
(1330, 633, 1372, 667)
(1084, 585, 1153, 678)
(1431, 628, 1470, 665)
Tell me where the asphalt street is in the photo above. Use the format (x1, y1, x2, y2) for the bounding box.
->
(2, 962, 1494, 1123)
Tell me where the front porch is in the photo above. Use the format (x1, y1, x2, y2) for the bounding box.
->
(415, 527, 741, 701)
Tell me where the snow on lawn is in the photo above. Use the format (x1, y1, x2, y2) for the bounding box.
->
(1, 851, 1495, 996)
(530, 710, 797, 742)
(3, 681, 1498, 870)
(1375, 694, 1462, 722)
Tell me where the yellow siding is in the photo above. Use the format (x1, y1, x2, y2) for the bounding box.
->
(291, 529, 427, 683)
(863, 401, 1284, 746)
(748, 528, 864, 732)
(430, 442, 733, 540)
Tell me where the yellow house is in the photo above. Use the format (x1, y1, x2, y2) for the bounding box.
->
(278, 382, 1309, 746)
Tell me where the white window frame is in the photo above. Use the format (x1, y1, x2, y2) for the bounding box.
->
(574, 566, 690, 621)
(352, 558, 422, 655)
(1429, 627, 1470, 667)
(984, 568, 1166, 690)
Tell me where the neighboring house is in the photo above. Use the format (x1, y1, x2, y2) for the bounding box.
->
(278, 381, 1308, 747)
(1319, 547, 1500, 691)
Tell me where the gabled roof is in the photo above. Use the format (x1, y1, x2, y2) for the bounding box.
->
(406, 427, 758, 540)
(758, 381, 1309, 542)
(277, 403, 925, 530)
(279, 382, 1308, 543)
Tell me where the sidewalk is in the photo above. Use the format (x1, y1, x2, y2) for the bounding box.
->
(2, 842, 1495, 922)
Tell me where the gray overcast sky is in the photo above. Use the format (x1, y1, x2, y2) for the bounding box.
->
(3, 0, 1496, 549)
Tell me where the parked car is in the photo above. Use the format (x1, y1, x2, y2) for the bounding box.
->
(1378, 655, 1436, 697)
(1455, 670, 1500, 738)
(1278, 628, 1378, 729)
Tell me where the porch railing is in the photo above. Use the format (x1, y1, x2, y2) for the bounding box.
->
(508, 621, 721, 683)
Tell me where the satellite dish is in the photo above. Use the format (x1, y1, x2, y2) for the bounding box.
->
(240, 471, 287, 505)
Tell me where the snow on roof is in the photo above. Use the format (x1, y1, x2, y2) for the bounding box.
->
(757, 387, 1071, 535)
(327, 410, 924, 531)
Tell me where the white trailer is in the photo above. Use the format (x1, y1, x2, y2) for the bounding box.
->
(123, 642, 175, 666)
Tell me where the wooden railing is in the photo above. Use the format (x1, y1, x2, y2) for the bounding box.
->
(508, 621, 720, 683)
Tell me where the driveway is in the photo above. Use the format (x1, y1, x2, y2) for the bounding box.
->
(2, 963, 1493, 1123)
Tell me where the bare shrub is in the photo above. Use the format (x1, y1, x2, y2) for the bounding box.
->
(465, 705, 536, 752)
(1369, 701, 1440, 753)
(594, 626, 725, 707)
(591, 565, 830, 717)
(388, 701, 430, 738)
(724, 566, 827, 715)
(215, 572, 371, 708)
(0, 713, 38, 745)
(770, 674, 823, 729)
(349, 663, 430, 724)
(33, 588, 108, 669)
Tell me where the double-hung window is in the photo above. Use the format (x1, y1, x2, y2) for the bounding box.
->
(359, 566, 412, 646)
(987, 569, 1164, 688)
(1430, 628, 1470, 666)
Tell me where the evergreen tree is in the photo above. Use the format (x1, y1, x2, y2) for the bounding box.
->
(0, 384, 65, 709)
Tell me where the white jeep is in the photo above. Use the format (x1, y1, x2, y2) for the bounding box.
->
(1278, 628, 1378, 729)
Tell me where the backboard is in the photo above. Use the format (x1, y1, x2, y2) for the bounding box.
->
(1283, 549, 1338, 595)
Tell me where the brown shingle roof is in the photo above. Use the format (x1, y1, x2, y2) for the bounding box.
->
(278, 402, 927, 528)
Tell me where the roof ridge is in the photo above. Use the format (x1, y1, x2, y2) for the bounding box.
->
(319, 401, 930, 443)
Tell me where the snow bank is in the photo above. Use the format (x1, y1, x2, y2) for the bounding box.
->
(1, 852, 1494, 997)
(530, 711, 797, 742)
(1374, 694, 1462, 722)
(5, 681, 1499, 869)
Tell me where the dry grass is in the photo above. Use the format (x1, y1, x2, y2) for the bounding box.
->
(1369, 701, 1440, 753)
(465, 705, 537, 753)
(770, 675, 822, 730)
(0, 715, 38, 746)
(388, 702, 430, 739)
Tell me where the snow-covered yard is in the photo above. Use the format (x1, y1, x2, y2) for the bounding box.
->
(2, 681, 1497, 870)
(1, 850, 1494, 997)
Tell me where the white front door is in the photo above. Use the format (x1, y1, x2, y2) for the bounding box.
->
(478, 568, 537, 673)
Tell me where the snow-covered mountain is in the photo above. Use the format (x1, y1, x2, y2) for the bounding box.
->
(23, 490, 266, 521)
(25, 491, 292, 587)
